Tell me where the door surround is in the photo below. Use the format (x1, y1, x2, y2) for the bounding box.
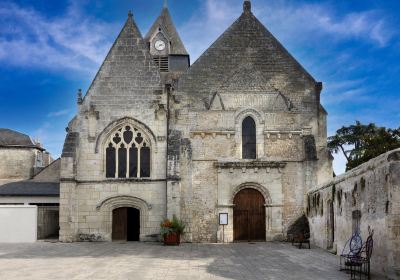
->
(97, 195, 151, 241)
(231, 183, 272, 241)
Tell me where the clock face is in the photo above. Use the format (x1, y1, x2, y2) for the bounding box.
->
(154, 40, 166, 51)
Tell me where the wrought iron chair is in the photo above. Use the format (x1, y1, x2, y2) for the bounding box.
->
(345, 228, 374, 280)
(339, 229, 363, 271)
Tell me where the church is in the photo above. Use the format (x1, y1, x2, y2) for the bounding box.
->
(59, 1, 332, 243)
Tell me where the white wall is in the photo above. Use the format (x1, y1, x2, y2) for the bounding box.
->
(0, 205, 37, 242)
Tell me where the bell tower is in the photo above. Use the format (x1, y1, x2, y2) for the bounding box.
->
(145, 0, 190, 78)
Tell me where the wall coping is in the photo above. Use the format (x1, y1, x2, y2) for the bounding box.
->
(309, 148, 400, 194)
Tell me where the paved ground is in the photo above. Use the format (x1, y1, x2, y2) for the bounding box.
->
(0, 242, 365, 280)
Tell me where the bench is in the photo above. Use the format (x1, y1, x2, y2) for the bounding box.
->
(289, 233, 310, 249)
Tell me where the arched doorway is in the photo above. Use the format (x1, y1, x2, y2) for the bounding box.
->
(233, 188, 266, 241)
(112, 207, 140, 241)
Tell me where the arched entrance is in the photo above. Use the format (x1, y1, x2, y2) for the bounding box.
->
(112, 207, 140, 241)
(233, 188, 266, 241)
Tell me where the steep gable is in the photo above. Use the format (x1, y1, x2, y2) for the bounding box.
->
(178, 2, 318, 110)
(82, 12, 162, 110)
(145, 7, 188, 55)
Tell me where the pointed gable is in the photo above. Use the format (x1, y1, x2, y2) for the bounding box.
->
(145, 7, 188, 55)
(178, 1, 318, 110)
(83, 12, 161, 108)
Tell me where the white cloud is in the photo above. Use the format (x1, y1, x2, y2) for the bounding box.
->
(179, 0, 240, 62)
(255, 1, 394, 47)
(178, 0, 395, 63)
(0, 1, 117, 73)
(47, 109, 71, 117)
(31, 122, 66, 158)
(332, 150, 347, 176)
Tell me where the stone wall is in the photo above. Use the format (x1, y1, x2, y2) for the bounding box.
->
(59, 14, 168, 242)
(308, 149, 400, 279)
(0, 148, 37, 179)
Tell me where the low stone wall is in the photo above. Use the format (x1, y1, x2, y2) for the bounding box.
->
(307, 148, 400, 279)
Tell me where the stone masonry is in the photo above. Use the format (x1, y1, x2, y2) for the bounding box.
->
(308, 149, 400, 279)
(59, 1, 333, 243)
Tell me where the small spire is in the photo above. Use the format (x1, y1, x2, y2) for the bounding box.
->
(243, 1, 251, 13)
(128, 10, 133, 18)
(163, 0, 168, 8)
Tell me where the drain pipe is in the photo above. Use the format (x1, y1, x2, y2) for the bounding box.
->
(165, 83, 171, 218)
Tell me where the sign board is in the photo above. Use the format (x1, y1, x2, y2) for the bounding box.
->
(219, 213, 228, 225)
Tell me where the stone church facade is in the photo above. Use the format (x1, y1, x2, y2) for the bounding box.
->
(59, 1, 332, 242)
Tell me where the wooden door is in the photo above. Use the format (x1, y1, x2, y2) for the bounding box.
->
(233, 188, 265, 241)
(112, 207, 127, 241)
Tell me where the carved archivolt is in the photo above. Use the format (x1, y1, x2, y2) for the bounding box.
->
(96, 195, 152, 211)
(234, 108, 264, 124)
(230, 182, 272, 204)
(96, 195, 151, 239)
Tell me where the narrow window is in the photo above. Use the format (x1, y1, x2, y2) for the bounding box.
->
(242, 116, 256, 159)
(140, 145, 151, 177)
(106, 143, 116, 178)
(129, 146, 138, 178)
(118, 144, 127, 178)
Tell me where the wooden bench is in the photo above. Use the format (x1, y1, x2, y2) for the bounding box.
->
(289, 233, 310, 249)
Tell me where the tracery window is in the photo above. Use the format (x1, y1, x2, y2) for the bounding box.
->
(242, 116, 256, 159)
(106, 125, 151, 178)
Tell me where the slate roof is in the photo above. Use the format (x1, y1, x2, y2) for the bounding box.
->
(145, 7, 188, 55)
(178, 1, 317, 109)
(0, 128, 38, 148)
(0, 159, 60, 197)
(62, 132, 79, 158)
(0, 182, 59, 196)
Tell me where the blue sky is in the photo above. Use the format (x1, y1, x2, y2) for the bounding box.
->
(0, 0, 399, 174)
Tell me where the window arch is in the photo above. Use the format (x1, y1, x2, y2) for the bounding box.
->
(105, 125, 151, 178)
(242, 116, 256, 159)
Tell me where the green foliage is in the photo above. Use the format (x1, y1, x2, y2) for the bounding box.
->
(328, 121, 400, 171)
(171, 215, 185, 234)
(160, 226, 174, 237)
(160, 215, 185, 236)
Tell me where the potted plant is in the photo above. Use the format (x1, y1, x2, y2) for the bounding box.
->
(160, 215, 185, 245)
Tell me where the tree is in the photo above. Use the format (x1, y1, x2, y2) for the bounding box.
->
(328, 121, 400, 171)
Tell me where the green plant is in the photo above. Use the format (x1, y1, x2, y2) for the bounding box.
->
(160, 215, 185, 236)
(171, 215, 185, 234)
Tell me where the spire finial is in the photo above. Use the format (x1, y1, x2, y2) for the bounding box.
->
(243, 1, 251, 13)
(128, 10, 133, 18)
(163, 0, 168, 8)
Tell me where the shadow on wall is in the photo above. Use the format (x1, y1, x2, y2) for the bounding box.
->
(286, 214, 310, 240)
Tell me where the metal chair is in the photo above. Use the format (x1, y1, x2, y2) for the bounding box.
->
(345, 228, 374, 279)
(339, 230, 363, 271)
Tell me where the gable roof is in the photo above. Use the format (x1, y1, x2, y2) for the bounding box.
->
(0, 128, 35, 147)
(178, 2, 317, 107)
(144, 7, 188, 55)
(82, 12, 161, 104)
(0, 159, 60, 197)
(0, 182, 59, 197)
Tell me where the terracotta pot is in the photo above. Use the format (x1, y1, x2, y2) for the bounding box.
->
(163, 232, 180, 245)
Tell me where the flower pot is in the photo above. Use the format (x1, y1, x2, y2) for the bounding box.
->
(163, 232, 180, 245)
